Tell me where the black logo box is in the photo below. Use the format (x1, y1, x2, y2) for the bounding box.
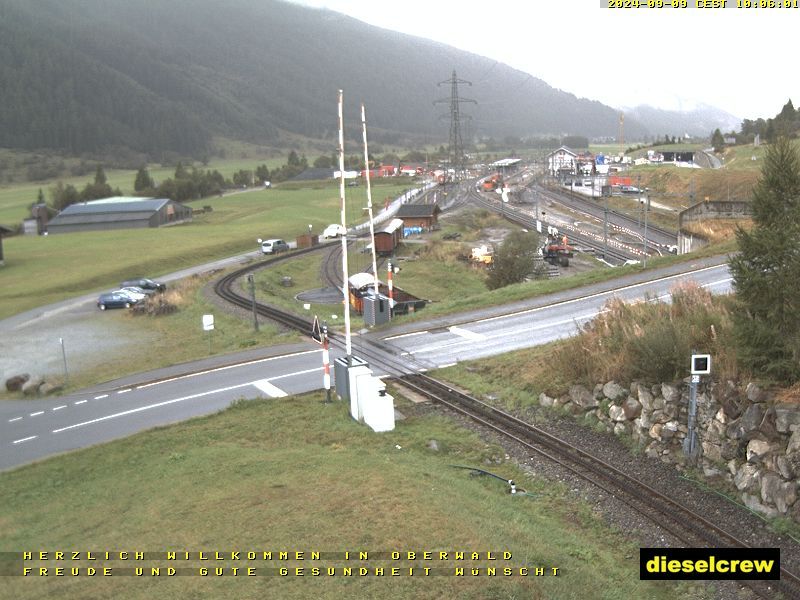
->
(640, 548, 780, 580)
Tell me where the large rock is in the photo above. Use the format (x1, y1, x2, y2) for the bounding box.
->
(776, 456, 795, 480)
(622, 397, 642, 420)
(746, 439, 776, 463)
(775, 407, 800, 434)
(742, 493, 779, 518)
(21, 377, 42, 396)
(661, 420, 679, 440)
(5, 374, 30, 392)
(661, 383, 681, 404)
(761, 473, 798, 514)
(702, 441, 723, 463)
(727, 403, 765, 440)
(746, 382, 765, 403)
(39, 382, 63, 396)
(603, 381, 626, 402)
(538, 393, 555, 408)
(609, 405, 627, 422)
(568, 385, 598, 410)
(636, 384, 654, 411)
(734, 463, 761, 492)
(649, 423, 663, 440)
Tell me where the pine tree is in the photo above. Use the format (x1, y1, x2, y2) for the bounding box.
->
(134, 166, 155, 192)
(711, 128, 725, 153)
(729, 137, 800, 382)
(94, 165, 107, 185)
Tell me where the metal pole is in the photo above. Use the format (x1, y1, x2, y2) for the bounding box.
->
(643, 194, 649, 268)
(247, 274, 259, 332)
(387, 261, 394, 321)
(337, 90, 352, 360)
(59, 337, 69, 384)
(322, 322, 331, 403)
(603, 192, 608, 259)
(361, 104, 380, 297)
(684, 375, 699, 457)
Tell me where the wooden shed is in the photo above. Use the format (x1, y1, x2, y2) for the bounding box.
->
(374, 218, 403, 256)
(396, 204, 441, 229)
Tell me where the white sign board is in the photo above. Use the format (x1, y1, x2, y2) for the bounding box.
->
(690, 354, 711, 375)
(202, 314, 215, 331)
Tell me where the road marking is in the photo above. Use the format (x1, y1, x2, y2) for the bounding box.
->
(268, 366, 321, 381)
(117, 389, 132, 394)
(134, 349, 322, 390)
(94, 394, 108, 400)
(13, 436, 37, 445)
(448, 326, 486, 342)
(30, 411, 44, 417)
(8, 417, 22, 423)
(53, 405, 67, 411)
(75, 400, 87, 405)
(252, 380, 288, 398)
(438, 363, 457, 369)
(52, 381, 256, 434)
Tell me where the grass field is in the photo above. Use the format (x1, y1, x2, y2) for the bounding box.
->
(0, 391, 698, 600)
(0, 182, 411, 320)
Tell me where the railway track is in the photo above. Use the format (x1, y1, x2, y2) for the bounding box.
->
(467, 187, 637, 264)
(535, 184, 678, 248)
(214, 250, 800, 599)
(399, 373, 800, 600)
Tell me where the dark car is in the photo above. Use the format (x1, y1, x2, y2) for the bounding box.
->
(97, 292, 139, 310)
(120, 278, 166, 292)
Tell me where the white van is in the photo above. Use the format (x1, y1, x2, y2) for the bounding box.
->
(258, 238, 290, 254)
(322, 224, 346, 239)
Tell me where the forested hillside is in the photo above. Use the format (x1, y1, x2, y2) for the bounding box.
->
(0, 0, 670, 158)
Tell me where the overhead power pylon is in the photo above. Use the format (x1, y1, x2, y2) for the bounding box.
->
(435, 70, 476, 182)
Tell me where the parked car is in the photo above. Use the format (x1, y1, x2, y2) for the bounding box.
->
(258, 238, 290, 254)
(97, 292, 139, 310)
(120, 278, 166, 292)
(321, 224, 346, 239)
(118, 287, 151, 301)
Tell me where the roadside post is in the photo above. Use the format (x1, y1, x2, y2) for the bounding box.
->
(684, 353, 711, 458)
(202, 314, 215, 354)
(247, 274, 259, 332)
(322, 321, 331, 403)
(59, 337, 69, 384)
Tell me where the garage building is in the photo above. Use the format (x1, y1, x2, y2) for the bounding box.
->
(47, 197, 193, 234)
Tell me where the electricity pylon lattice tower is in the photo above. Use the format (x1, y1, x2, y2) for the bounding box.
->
(435, 70, 476, 182)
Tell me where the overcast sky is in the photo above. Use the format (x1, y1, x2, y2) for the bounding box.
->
(292, 0, 797, 121)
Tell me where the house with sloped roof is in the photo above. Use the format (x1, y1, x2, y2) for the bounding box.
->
(46, 197, 193, 234)
(395, 203, 441, 230)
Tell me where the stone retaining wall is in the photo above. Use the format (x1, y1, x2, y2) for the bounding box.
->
(539, 380, 800, 519)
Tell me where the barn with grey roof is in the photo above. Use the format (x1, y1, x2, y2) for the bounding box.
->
(46, 197, 192, 234)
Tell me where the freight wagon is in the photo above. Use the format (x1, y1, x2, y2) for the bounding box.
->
(347, 272, 427, 316)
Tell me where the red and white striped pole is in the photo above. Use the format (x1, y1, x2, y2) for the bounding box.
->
(387, 261, 394, 321)
(322, 322, 331, 403)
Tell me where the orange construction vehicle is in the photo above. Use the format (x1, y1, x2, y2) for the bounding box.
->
(481, 174, 503, 192)
(541, 234, 573, 267)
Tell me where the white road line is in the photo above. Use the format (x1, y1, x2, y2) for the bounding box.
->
(438, 363, 457, 369)
(117, 389, 132, 394)
(448, 326, 486, 342)
(13, 436, 37, 445)
(53, 405, 67, 411)
(94, 394, 109, 400)
(252, 380, 288, 398)
(74, 400, 87, 405)
(30, 411, 44, 417)
(52, 381, 256, 434)
(268, 366, 321, 381)
(134, 349, 322, 390)
(8, 417, 22, 423)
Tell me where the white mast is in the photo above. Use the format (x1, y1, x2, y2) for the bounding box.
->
(337, 90, 352, 358)
(361, 103, 380, 297)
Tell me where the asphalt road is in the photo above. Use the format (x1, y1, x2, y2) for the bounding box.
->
(2, 256, 732, 471)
